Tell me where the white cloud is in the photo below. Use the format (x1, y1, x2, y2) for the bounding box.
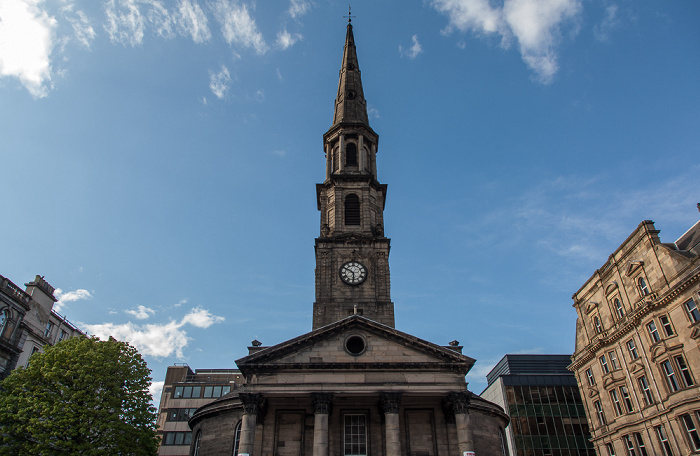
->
(276, 29, 301, 50)
(0, 0, 57, 98)
(368, 106, 380, 119)
(210, 0, 267, 55)
(54, 288, 92, 312)
(146, 0, 176, 39)
(62, 7, 96, 49)
(149, 380, 164, 405)
(83, 306, 225, 359)
(178, 0, 210, 43)
(174, 298, 188, 308)
(209, 64, 232, 99)
(399, 34, 423, 59)
(431, 0, 581, 83)
(104, 0, 145, 46)
(288, 0, 310, 19)
(275, 67, 283, 81)
(125, 305, 156, 320)
(181, 306, 225, 328)
(594, 4, 618, 42)
(272, 149, 286, 157)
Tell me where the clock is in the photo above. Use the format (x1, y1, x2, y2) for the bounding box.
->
(340, 261, 367, 285)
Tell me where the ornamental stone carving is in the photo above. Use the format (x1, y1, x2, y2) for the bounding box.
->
(379, 392, 402, 414)
(311, 393, 333, 414)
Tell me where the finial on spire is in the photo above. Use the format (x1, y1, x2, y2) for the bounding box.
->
(344, 5, 355, 23)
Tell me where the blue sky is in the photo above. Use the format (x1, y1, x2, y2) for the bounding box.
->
(1, 0, 699, 402)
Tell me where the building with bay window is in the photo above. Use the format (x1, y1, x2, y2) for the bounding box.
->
(569, 219, 700, 455)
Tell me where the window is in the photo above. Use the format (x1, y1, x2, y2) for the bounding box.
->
(0, 309, 8, 337)
(594, 400, 606, 426)
(675, 355, 694, 387)
(647, 321, 661, 343)
(655, 425, 673, 456)
(610, 389, 623, 416)
(193, 431, 202, 456)
(167, 408, 197, 422)
(173, 385, 201, 399)
(659, 315, 674, 336)
(586, 368, 596, 386)
(637, 277, 650, 296)
(605, 442, 616, 456)
(344, 194, 360, 226)
(661, 360, 680, 392)
(203, 385, 231, 398)
(58, 330, 68, 341)
(594, 315, 603, 334)
(344, 414, 367, 456)
(626, 339, 639, 359)
(620, 385, 634, 412)
(163, 431, 192, 445)
(614, 298, 625, 319)
(499, 428, 508, 456)
(685, 298, 700, 323)
(232, 421, 241, 456)
(44, 321, 53, 337)
(638, 376, 654, 406)
(345, 142, 358, 166)
(600, 355, 610, 374)
(633, 433, 648, 456)
(609, 350, 619, 370)
(623, 435, 636, 456)
(682, 413, 700, 450)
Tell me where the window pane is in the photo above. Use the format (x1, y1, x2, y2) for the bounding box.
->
(344, 414, 367, 456)
(659, 315, 674, 336)
(204, 386, 213, 398)
(685, 299, 700, 323)
(191, 386, 201, 398)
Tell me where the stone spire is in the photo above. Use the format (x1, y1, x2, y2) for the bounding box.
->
(331, 22, 369, 128)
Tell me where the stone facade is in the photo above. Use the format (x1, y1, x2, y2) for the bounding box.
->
(0, 274, 83, 379)
(569, 219, 700, 455)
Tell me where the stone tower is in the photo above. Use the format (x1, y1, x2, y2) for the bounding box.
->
(313, 22, 393, 329)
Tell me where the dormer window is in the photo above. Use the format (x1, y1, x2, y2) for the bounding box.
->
(344, 194, 360, 225)
(345, 143, 358, 166)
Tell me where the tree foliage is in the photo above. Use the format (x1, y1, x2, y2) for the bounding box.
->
(0, 336, 159, 456)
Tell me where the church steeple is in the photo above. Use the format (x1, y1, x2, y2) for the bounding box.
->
(313, 22, 393, 330)
(331, 23, 369, 127)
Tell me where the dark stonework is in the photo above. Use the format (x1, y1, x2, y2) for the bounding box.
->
(379, 392, 402, 414)
(239, 392, 267, 422)
(311, 393, 333, 414)
(447, 391, 471, 414)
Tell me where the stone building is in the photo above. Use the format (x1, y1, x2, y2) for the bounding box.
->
(0, 274, 83, 379)
(156, 365, 244, 455)
(186, 21, 509, 456)
(569, 219, 700, 455)
(481, 354, 594, 456)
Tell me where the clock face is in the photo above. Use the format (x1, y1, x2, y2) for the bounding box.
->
(340, 261, 367, 285)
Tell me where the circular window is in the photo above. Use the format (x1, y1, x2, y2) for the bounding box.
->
(345, 335, 366, 356)
(346, 90, 356, 100)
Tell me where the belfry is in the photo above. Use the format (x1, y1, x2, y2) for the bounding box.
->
(189, 21, 509, 456)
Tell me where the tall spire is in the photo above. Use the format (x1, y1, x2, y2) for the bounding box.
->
(331, 22, 369, 127)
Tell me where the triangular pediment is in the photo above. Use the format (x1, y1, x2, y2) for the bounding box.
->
(626, 261, 644, 277)
(235, 316, 474, 375)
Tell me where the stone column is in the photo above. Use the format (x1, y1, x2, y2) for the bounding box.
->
(380, 392, 402, 456)
(238, 393, 263, 456)
(311, 393, 332, 456)
(448, 392, 474, 454)
(325, 144, 331, 179)
(339, 135, 345, 173)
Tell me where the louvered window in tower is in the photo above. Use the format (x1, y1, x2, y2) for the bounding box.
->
(345, 194, 360, 225)
(346, 143, 358, 166)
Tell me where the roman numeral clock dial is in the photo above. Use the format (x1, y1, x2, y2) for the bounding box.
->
(340, 261, 367, 285)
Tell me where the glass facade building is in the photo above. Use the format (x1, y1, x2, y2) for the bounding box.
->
(481, 354, 595, 456)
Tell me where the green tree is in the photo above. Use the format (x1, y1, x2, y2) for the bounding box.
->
(0, 336, 159, 455)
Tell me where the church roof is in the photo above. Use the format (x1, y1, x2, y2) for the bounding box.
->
(235, 314, 475, 375)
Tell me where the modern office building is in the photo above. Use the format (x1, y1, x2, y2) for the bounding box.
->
(156, 364, 244, 455)
(0, 274, 83, 379)
(481, 354, 595, 456)
(569, 219, 700, 455)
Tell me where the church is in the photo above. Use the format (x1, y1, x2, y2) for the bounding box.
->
(188, 21, 509, 456)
